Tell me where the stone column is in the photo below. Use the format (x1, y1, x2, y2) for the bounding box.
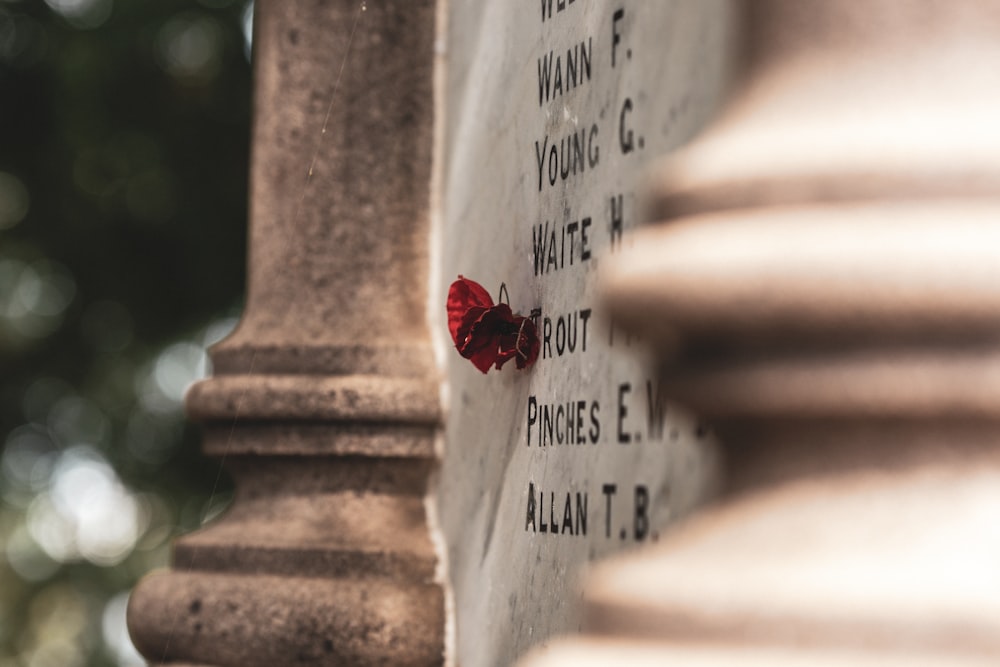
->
(523, 0, 1000, 663)
(127, 1, 445, 665)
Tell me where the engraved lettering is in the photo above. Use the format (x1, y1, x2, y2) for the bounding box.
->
(532, 219, 594, 274)
(619, 97, 634, 153)
(611, 8, 624, 66)
(609, 193, 624, 251)
(540, 0, 577, 23)
(602, 483, 617, 538)
(617, 382, 632, 444)
(526, 482, 537, 531)
(634, 484, 649, 540)
(537, 38, 592, 106)
(534, 124, 600, 192)
(537, 309, 592, 359)
(527, 395, 601, 446)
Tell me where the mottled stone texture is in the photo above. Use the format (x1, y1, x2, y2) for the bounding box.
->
(128, 1, 444, 665)
(525, 0, 1000, 664)
(214, 0, 438, 379)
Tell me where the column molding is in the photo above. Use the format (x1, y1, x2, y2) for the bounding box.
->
(128, 2, 445, 665)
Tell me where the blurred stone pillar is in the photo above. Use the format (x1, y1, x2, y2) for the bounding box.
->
(523, 0, 1000, 664)
(127, 1, 445, 665)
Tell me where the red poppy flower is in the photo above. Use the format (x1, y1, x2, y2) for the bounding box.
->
(447, 276, 540, 373)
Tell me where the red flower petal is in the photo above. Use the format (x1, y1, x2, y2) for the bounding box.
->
(454, 305, 489, 354)
(495, 315, 539, 370)
(446, 276, 539, 373)
(448, 276, 494, 345)
(463, 303, 515, 373)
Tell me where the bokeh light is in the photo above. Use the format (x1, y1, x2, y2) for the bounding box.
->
(42, 0, 113, 30)
(0, 172, 29, 230)
(241, 0, 253, 59)
(0, 257, 76, 345)
(0, 11, 49, 68)
(155, 12, 224, 82)
(0, 0, 250, 664)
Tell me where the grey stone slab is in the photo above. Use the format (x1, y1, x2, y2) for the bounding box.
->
(433, 2, 739, 664)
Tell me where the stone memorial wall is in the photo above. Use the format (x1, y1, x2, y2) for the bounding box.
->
(124, 2, 1000, 665)
(434, 2, 738, 664)
(125, 3, 743, 665)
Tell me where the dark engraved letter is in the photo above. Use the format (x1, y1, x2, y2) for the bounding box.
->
(634, 484, 649, 541)
(617, 382, 632, 444)
(589, 400, 600, 443)
(526, 482, 537, 532)
(619, 97, 634, 154)
(562, 493, 574, 535)
(527, 395, 538, 446)
(535, 136, 548, 192)
(602, 483, 617, 538)
(538, 51, 553, 106)
(612, 8, 624, 66)
(576, 492, 588, 536)
(609, 193, 623, 251)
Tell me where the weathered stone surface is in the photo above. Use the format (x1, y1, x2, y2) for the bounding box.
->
(223, 0, 437, 362)
(173, 456, 437, 580)
(127, 0, 444, 665)
(201, 423, 437, 458)
(211, 343, 437, 379)
(186, 375, 441, 424)
(130, 572, 444, 666)
(433, 2, 739, 664)
(521, 0, 1000, 663)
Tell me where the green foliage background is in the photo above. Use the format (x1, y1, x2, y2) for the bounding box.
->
(0, 0, 250, 663)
